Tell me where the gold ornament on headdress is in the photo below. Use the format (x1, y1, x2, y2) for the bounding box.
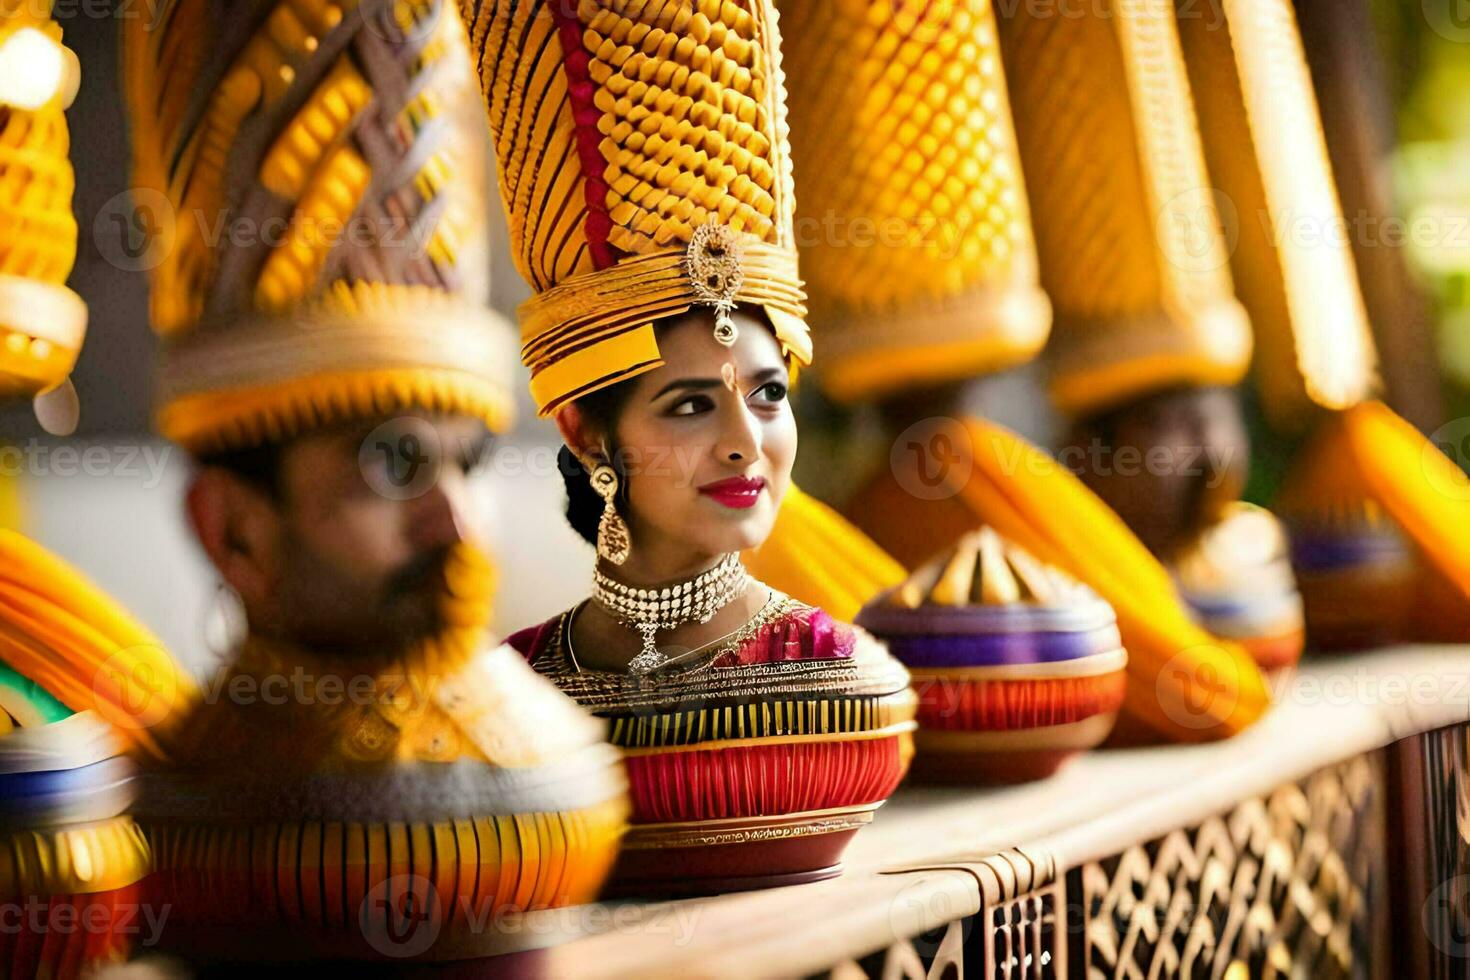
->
(686, 222, 746, 347)
(457, 0, 812, 417)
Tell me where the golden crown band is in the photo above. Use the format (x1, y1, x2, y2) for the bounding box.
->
(517, 238, 810, 416)
(1047, 300, 1254, 418)
(154, 296, 516, 453)
(812, 284, 1054, 405)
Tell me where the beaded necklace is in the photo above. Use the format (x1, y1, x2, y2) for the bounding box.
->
(591, 553, 749, 675)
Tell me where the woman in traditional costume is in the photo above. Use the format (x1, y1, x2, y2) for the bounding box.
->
(457, 0, 917, 894)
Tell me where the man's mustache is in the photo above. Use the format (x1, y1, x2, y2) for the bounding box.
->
(384, 548, 451, 600)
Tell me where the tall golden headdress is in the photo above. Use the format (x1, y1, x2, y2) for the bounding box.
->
(1174, 0, 1378, 431)
(781, 0, 1051, 403)
(125, 0, 515, 453)
(996, 0, 1253, 418)
(454, 0, 908, 621)
(1175, 0, 1470, 630)
(1294, 0, 1441, 432)
(0, 0, 85, 430)
(456, 0, 812, 417)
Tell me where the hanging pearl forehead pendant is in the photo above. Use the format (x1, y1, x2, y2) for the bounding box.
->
(686, 222, 745, 348)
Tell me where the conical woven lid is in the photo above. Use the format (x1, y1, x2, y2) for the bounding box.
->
(887, 527, 1092, 609)
(457, 0, 812, 416)
(125, 0, 515, 453)
(1171, 502, 1297, 599)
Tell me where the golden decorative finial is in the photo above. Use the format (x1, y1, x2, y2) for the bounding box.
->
(686, 222, 746, 348)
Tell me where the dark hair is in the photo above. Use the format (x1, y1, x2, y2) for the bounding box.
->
(195, 441, 286, 500)
(560, 380, 639, 546)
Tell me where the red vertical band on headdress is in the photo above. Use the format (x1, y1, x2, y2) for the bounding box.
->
(550, 7, 617, 269)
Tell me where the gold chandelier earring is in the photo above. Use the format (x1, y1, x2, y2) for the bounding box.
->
(589, 461, 631, 565)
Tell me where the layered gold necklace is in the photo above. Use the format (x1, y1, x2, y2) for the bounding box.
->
(591, 553, 750, 675)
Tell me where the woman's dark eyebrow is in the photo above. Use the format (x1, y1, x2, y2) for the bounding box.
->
(746, 367, 784, 386)
(650, 366, 785, 402)
(651, 377, 722, 401)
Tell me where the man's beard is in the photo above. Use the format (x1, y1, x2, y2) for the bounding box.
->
(275, 543, 456, 660)
(384, 547, 452, 606)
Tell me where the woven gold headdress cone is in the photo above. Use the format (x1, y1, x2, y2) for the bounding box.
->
(1294, 0, 1440, 431)
(782, 0, 1051, 404)
(0, 1, 86, 414)
(456, 0, 812, 417)
(1174, 0, 1378, 432)
(995, 0, 1252, 418)
(125, 0, 515, 453)
(1183, 1, 1470, 614)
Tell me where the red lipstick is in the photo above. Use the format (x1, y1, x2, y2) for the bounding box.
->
(697, 475, 766, 509)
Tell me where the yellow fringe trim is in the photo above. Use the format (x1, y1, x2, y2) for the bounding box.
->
(142, 795, 628, 924)
(619, 718, 918, 758)
(609, 688, 918, 750)
(157, 366, 515, 456)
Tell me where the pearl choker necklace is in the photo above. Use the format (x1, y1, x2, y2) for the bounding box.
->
(592, 553, 750, 675)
